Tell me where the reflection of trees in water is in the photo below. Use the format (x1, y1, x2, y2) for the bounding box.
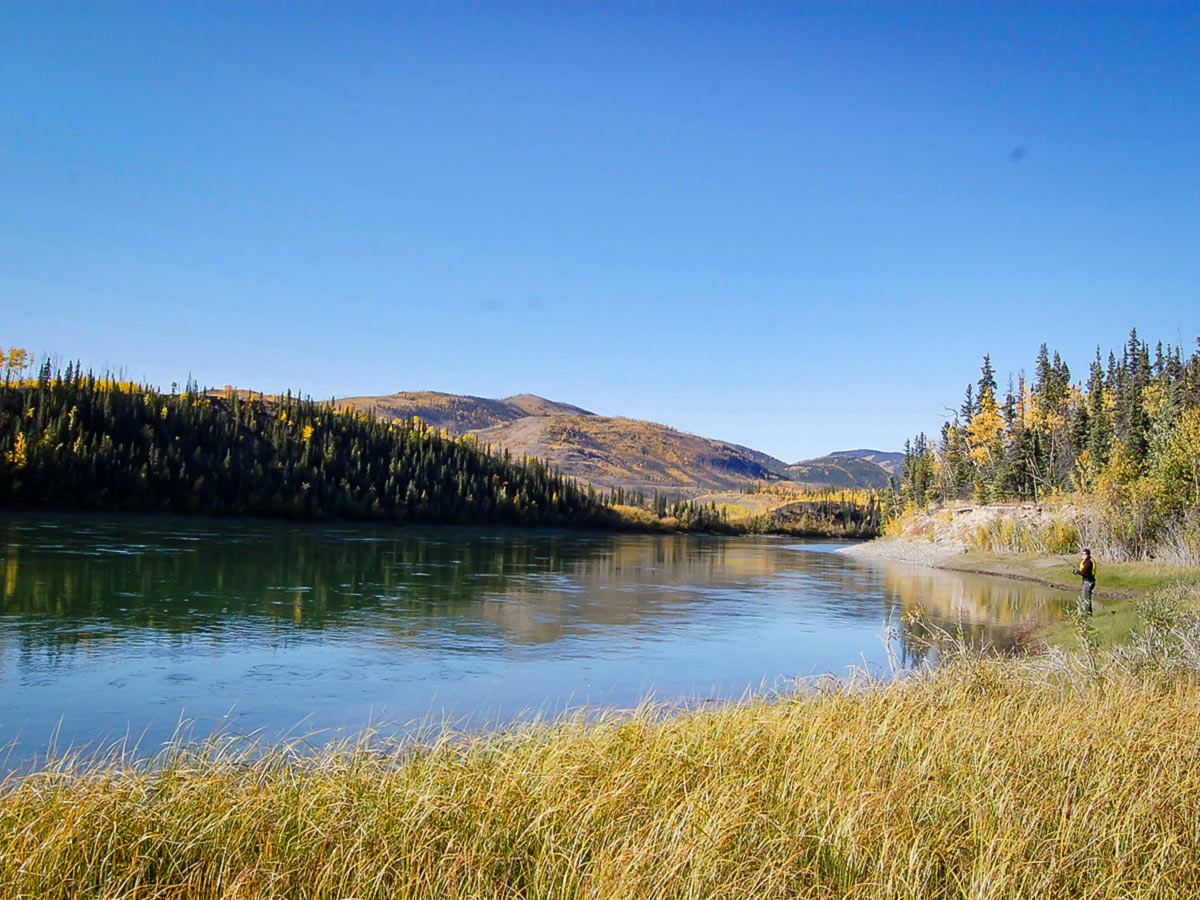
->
(0, 518, 1074, 667)
(472, 536, 810, 644)
(878, 566, 1075, 665)
(0, 519, 777, 655)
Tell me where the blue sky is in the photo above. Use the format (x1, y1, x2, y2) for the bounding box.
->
(3, 2, 1198, 461)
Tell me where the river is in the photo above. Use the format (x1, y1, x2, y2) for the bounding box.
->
(0, 513, 1077, 765)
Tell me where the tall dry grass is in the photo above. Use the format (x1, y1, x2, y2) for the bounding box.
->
(4, 591, 1200, 899)
(969, 515, 1080, 555)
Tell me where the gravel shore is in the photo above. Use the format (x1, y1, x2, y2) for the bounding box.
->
(837, 537, 966, 568)
(839, 503, 1065, 569)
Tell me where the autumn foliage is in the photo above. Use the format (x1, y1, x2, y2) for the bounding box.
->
(897, 330, 1200, 561)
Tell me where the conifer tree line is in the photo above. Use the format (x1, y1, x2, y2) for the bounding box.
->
(753, 493, 882, 537)
(895, 329, 1200, 557)
(0, 362, 617, 528)
(1, 350, 881, 537)
(655, 494, 729, 531)
(598, 486, 729, 531)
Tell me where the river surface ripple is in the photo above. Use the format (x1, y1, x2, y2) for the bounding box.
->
(0, 514, 1077, 764)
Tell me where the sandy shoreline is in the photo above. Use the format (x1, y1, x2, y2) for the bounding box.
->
(838, 503, 1073, 571)
(836, 537, 967, 568)
(838, 536, 1100, 601)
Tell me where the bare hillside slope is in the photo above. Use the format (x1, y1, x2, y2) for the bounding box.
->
(336, 390, 894, 496)
(471, 414, 787, 493)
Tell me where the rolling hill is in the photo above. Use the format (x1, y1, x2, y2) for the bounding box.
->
(826, 448, 904, 476)
(337, 391, 787, 494)
(335, 391, 593, 434)
(337, 390, 897, 495)
(471, 414, 787, 494)
(780, 454, 895, 490)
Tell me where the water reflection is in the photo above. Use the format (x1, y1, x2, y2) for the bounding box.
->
(2, 520, 808, 649)
(0, 515, 1076, 762)
(876, 564, 1070, 667)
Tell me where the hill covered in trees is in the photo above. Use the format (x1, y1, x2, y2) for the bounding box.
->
(894, 329, 1200, 561)
(0, 367, 616, 529)
(0, 354, 887, 537)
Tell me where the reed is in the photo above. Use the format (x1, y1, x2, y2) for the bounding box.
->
(4, 590, 1200, 899)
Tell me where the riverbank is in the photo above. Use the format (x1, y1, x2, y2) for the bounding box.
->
(4, 510, 1198, 898)
(839, 505, 1200, 649)
(5, 614, 1200, 899)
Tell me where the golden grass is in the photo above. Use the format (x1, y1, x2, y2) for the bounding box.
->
(5, 623, 1200, 900)
(970, 516, 1081, 555)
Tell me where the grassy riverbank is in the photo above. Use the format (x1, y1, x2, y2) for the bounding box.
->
(855, 500, 1200, 650)
(939, 551, 1200, 650)
(4, 585, 1200, 899)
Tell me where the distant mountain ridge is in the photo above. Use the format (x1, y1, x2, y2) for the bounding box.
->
(826, 449, 904, 476)
(780, 454, 894, 490)
(337, 390, 895, 494)
(470, 414, 786, 494)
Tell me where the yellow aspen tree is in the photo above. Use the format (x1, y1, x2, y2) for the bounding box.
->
(967, 385, 1005, 466)
(5, 433, 28, 468)
(4, 348, 30, 386)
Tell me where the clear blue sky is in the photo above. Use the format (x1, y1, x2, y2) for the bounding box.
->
(3, 2, 1198, 462)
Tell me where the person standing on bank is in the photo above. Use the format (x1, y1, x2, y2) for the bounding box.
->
(1073, 548, 1097, 614)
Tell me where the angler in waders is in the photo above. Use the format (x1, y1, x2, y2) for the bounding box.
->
(1073, 548, 1096, 614)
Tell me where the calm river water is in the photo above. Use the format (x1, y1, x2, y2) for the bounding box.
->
(0, 514, 1077, 763)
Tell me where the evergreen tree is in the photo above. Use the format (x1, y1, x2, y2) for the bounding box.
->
(0, 374, 617, 530)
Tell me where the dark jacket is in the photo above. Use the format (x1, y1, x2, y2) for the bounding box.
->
(1077, 556, 1095, 582)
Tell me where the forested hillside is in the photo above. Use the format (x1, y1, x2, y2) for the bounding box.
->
(0, 363, 614, 529)
(895, 329, 1200, 559)
(0, 351, 884, 537)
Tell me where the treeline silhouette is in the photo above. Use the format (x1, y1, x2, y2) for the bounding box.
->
(0, 365, 615, 528)
(768, 494, 882, 536)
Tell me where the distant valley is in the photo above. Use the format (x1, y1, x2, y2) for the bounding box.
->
(336, 391, 896, 495)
